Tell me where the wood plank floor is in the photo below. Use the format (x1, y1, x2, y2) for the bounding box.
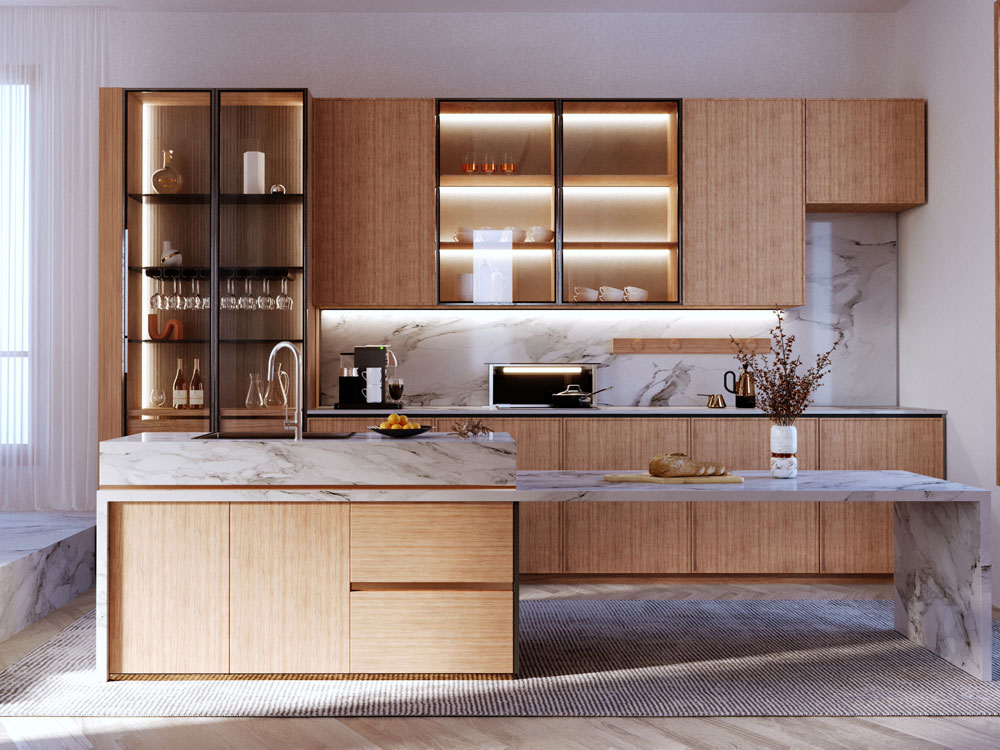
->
(1, 585, 998, 750)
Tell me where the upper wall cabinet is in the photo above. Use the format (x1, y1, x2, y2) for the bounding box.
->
(805, 99, 926, 212)
(682, 99, 805, 308)
(310, 98, 437, 308)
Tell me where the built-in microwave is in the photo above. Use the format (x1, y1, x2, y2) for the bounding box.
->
(488, 363, 597, 408)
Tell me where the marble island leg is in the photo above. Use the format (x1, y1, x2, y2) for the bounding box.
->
(893, 498, 992, 680)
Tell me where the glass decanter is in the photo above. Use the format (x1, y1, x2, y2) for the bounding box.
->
(151, 148, 183, 195)
(245, 372, 264, 408)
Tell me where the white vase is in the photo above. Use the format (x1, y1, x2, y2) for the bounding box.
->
(770, 423, 798, 479)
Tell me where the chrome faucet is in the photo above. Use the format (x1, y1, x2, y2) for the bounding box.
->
(267, 341, 303, 440)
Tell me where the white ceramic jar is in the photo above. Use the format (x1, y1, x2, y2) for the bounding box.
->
(770, 423, 798, 479)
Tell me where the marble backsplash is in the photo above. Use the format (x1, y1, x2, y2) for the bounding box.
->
(319, 214, 897, 407)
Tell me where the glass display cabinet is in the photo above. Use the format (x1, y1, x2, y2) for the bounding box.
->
(123, 89, 307, 435)
(436, 99, 679, 306)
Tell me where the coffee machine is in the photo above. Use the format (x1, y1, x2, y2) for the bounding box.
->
(336, 345, 397, 409)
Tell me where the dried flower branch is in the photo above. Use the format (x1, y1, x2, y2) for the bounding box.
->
(730, 310, 839, 426)
(450, 419, 494, 439)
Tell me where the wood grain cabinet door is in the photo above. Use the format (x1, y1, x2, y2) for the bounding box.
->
(449, 418, 563, 575)
(690, 418, 819, 574)
(229, 503, 350, 674)
(818, 418, 945, 574)
(310, 98, 436, 308)
(108, 502, 229, 674)
(806, 99, 925, 212)
(563, 418, 690, 574)
(682, 99, 805, 308)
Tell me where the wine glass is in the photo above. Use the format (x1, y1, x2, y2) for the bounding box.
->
(184, 278, 199, 310)
(166, 278, 183, 310)
(149, 384, 166, 408)
(149, 275, 164, 310)
(221, 277, 237, 310)
(276, 277, 293, 310)
(257, 278, 276, 311)
(238, 278, 256, 311)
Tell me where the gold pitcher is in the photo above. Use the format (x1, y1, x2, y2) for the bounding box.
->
(725, 368, 756, 409)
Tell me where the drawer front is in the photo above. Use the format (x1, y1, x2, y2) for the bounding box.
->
(351, 502, 514, 582)
(350, 590, 515, 673)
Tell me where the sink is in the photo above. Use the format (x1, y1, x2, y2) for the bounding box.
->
(192, 432, 355, 440)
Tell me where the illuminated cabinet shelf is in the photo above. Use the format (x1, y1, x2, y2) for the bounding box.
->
(436, 99, 680, 306)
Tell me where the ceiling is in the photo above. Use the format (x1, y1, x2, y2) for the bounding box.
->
(1, 0, 913, 12)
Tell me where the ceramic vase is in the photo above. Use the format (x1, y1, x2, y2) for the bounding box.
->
(151, 149, 183, 194)
(770, 423, 798, 479)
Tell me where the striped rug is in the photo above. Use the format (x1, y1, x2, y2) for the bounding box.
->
(1, 600, 998, 717)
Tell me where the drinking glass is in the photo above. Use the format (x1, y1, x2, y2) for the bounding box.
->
(387, 377, 404, 406)
(481, 151, 497, 174)
(257, 278, 276, 311)
(501, 152, 517, 174)
(221, 278, 237, 310)
(276, 277, 294, 310)
(149, 275, 164, 310)
(166, 278, 183, 310)
(461, 151, 478, 174)
(238, 278, 256, 311)
(149, 384, 166, 408)
(197, 278, 210, 310)
(245, 372, 264, 408)
(184, 279, 199, 310)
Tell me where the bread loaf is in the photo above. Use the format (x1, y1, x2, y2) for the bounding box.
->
(649, 452, 727, 477)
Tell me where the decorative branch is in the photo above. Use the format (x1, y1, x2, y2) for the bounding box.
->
(730, 309, 839, 426)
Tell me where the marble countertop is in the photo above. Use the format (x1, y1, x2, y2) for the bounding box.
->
(0, 512, 97, 566)
(100, 432, 517, 487)
(309, 405, 946, 418)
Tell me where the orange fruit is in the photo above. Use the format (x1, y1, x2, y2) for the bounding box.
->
(398, 414, 408, 425)
(387, 413, 401, 425)
(390, 423, 403, 429)
(379, 421, 391, 429)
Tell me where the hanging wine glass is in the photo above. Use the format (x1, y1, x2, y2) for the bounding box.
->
(149, 274, 164, 311)
(276, 277, 294, 311)
(257, 278, 276, 311)
(238, 277, 256, 311)
(166, 278, 183, 310)
(198, 277, 210, 310)
(184, 278, 199, 310)
(221, 277, 237, 310)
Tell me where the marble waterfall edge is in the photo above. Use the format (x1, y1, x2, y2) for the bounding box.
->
(320, 214, 898, 407)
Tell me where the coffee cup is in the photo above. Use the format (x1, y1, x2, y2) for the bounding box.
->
(573, 285, 599, 302)
(599, 286, 625, 302)
(624, 285, 649, 302)
(361, 367, 382, 403)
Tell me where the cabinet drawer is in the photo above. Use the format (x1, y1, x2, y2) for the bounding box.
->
(350, 590, 515, 673)
(351, 502, 514, 582)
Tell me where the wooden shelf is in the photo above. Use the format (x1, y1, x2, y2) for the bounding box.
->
(439, 175, 553, 187)
(563, 242, 677, 250)
(440, 242, 554, 251)
(128, 193, 210, 205)
(611, 338, 771, 355)
(220, 193, 303, 205)
(220, 91, 303, 107)
(563, 175, 677, 188)
(129, 408, 208, 417)
(220, 407, 290, 417)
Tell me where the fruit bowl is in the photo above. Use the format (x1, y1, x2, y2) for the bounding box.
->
(367, 426, 433, 438)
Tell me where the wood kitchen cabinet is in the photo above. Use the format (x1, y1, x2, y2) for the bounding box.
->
(108, 502, 229, 674)
(310, 98, 436, 308)
(229, 503, 349, 673)
(818, 418, 944, 574)
(682, 99, 805, 308)
(690, 419, 819, 573)
(563, 418, 690, 573)
(806, 99, 925, 212)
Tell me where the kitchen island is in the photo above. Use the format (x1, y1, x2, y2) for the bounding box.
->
(98, 432, 991, 681)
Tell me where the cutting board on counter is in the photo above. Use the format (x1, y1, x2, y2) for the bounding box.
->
(603, 473, 745, 485)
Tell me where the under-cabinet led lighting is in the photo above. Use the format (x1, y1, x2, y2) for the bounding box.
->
(562, 113, 673, 125)
(563, 249, 675, 257)
(502, 366, 583, 375)
(439, 113, 553, 126)
(440, 248, 553, 260)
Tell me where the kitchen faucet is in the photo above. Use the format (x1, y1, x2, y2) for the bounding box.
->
(267, 341, 303, 440)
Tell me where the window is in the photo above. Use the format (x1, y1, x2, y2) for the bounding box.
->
(0, 82, 29, 445)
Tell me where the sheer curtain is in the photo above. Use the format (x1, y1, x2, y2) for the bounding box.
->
(0, 7, 109, 511)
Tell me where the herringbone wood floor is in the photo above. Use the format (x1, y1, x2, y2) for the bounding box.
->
(1, 585, 998, 750)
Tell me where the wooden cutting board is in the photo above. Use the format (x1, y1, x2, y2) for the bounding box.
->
(603, 473, 745, 485)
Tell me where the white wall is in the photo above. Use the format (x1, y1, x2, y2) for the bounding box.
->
(110, 11, 898, 97)
(894, 0, 998, 599)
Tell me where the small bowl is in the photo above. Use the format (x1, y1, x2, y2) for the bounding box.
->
(454, 231, 475, 243)
(573, 285, 599, 302)
(529, 226, 555, 243)
(624, 285, 649, 302)
(505, 226, 527, 243)
(367, 426, 433, 439)
(599, 285, 625, 302)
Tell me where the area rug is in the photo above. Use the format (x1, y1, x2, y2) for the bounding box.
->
(1, 600, 998, 717)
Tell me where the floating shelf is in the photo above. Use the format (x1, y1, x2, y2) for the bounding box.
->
(563, 242, 678, 250)
(220, 407, 292, 417)
(440, 242, 554, 251)
(563, 175, 677, 188)
(439, 174, 553, 187)
(132, 339, 210, 344)
(132, 266, 303, 278)
(220, 193, 304, 204)
(219, 339, 303, 344)
(129, 407, 208, 417)
(128, 193, 210, 205)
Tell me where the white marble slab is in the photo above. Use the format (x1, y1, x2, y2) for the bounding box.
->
(311, 405, 946, 418)
(99, 432, 517, 487)
(320, 215, 899, 408)
(0, 512, 96, 643)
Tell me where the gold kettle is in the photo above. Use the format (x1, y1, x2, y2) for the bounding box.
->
(724, 368, 756, 409)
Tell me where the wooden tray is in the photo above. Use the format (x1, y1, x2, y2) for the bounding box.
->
(603, 473, 744, 485)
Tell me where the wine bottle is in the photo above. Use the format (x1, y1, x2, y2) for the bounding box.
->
(172, 358, 188, 409)
(189, 358, 204, 410)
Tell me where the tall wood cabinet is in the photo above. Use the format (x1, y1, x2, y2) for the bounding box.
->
(682, 99, 805, 308)
(806, 99, 925, 212)
(310, 98, 436, 308)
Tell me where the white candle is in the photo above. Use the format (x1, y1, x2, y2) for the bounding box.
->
(243, 151, 265, 194)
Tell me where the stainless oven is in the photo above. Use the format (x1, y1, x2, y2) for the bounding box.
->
(488, 363, 598, 408)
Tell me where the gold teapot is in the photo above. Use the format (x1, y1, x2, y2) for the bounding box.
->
(724, 368, 756, 409)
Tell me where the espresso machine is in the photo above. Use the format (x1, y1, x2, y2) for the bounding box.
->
(336, 345, 398, 409)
